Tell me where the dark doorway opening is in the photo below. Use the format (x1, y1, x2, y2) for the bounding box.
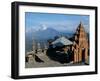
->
(82, 48, 85, 63)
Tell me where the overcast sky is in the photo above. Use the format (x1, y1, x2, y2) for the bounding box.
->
(25, 12, 89, 33)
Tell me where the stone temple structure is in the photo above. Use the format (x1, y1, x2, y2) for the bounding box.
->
(72, 22, 89, 64)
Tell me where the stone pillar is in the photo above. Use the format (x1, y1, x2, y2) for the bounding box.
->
(44, 44, 48, 54)
(79, 48, 82, 62)
(85, 48, 89, 64)
(32, 40, 36, 54)
(76, 50, 79, 63)
(37, 42, 42, 54)
(74, 49, 77, 63)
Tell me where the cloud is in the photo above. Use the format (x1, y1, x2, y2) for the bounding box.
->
(26, 19, 89, 34)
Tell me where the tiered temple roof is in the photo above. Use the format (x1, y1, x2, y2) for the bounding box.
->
(52, 36, 73, 47)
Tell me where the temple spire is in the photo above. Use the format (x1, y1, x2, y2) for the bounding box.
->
(80, 21, 82, 24)
(79, 21, 83, 28)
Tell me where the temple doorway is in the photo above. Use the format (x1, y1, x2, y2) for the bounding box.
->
(82, 48, 85, 63)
